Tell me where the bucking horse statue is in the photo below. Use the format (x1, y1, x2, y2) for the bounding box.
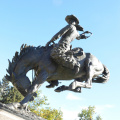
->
(5, 15, 109, 110)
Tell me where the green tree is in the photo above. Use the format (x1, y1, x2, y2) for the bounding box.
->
(96, 115, 102, 120)
(0, 81, 3, 100)
(0, 80, 3, 99)
(0, 77, 24, 103)
(0, 77, 10, 102)
(28, 91, 63, 120)
(28, 90, 49, 112)
(39, 107, 63, 120)
(3, 87, 24, 103)
(78, 106, 102, 120)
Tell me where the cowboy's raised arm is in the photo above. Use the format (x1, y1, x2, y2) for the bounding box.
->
(76, 31, 92, 40)
(76, 34, 86, 40)
(46, 25, 71, 47)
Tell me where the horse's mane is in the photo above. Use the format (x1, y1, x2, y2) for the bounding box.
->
(5, 44, 44, 82)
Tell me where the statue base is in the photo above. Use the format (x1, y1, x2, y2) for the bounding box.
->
(0, 102, 46, 120)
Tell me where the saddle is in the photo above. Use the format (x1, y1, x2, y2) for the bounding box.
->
(67, 47, 86, 61)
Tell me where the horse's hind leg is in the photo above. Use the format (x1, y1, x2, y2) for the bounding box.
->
(55, 80, 82, 93)
(85, 57, 96, 88)
(85, 63, 93, 88)
(85, 55, 104, 88)
(20, 70, 48, 106)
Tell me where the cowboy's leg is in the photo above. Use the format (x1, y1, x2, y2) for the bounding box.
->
(51, 44, 73, 68)
(51, 44, 80, 74)
(58, 53, 80, 71)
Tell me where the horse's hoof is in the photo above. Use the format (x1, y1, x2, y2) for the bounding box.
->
(54, 89, 61, 92)
(54, 87, 63, 92)
(75, 87, 81, 93)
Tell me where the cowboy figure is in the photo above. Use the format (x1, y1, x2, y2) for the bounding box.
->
(46, 15, 89, 88)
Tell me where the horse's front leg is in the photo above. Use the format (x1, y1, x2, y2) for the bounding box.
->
(20, 70, 48, 106)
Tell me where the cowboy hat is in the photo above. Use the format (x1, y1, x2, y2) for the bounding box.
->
(65, 15, 79, 24)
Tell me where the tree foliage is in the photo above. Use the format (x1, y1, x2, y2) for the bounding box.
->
(28, 90, 49, 112)
(0, 77, 24, 104)
(96, 115, 102, 120)
(28, 91, 63, 120)
(78, 106, 102, 120)
(0, 77, 10, 101)
(39, 107, 63, 120)
(3, 87, 24, 103)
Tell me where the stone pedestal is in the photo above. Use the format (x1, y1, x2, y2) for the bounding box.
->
(0, 102, 46, 120)
(0, 109, 24, 120)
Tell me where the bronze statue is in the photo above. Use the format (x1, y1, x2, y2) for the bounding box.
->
(5, 15, 109, 109)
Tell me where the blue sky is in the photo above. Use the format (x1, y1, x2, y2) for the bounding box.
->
(0, 0, 120, 120)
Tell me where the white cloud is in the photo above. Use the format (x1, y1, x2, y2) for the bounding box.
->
(95, 104, 115, 114)
(66, 93, 83, 100)
(52, 0, 63, 6)
(61, 108, 79, 120)
(105, 104, 114, 108)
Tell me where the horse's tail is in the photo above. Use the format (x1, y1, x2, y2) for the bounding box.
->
(92, 64, 110, 83)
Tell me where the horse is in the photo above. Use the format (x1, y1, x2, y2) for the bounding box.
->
(5, 44, 109, 109)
